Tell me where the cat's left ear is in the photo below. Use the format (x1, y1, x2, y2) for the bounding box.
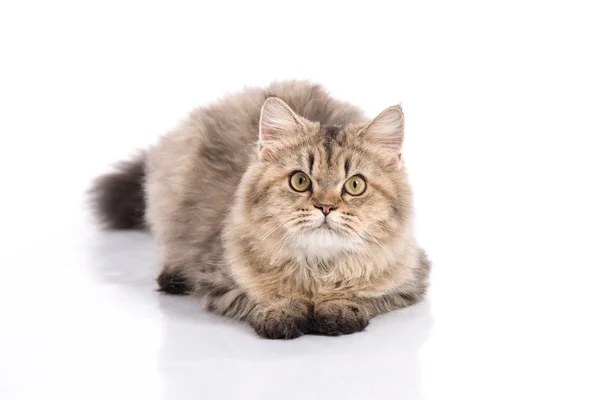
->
(359, 105, 404, 159)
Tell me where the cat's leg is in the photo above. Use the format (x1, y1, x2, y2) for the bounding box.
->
(247, 297, 313, 340)
(157, 254, 258, 321)
(190, 282, 313, 339)
(195, 280, 313, 338)
(154, 234, 222, 296)
(201, 284, 257, 321)
(157, 264, 193, 295)
(311, 248, 431, 336)
(310, 290, 425, 336)
(310, 296, 370, 336)
(154, 237, 203, 295)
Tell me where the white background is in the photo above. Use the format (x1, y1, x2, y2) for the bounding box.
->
(1, 1, 599, 399)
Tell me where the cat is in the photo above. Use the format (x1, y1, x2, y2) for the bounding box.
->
(91, 80, 430, 339)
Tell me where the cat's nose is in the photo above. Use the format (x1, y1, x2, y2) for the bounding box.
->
(315, 203, 336, 216)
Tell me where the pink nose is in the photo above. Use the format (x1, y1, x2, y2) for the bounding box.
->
(315, 203, 335, 216)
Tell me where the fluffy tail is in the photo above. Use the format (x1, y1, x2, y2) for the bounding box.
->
(89, 152, 147, 230)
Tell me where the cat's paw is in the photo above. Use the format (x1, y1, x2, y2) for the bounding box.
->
(251, 300, 311, 340)
(157, 269, 192, 295)
(310, 299, 369, 336)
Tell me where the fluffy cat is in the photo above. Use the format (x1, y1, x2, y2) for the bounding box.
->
(91, 81, 430, 339)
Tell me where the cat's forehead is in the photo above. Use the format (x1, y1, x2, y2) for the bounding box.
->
(273, 123, 378, 180)
(302, 124, 371, 181)
(317, 124, 345, 165)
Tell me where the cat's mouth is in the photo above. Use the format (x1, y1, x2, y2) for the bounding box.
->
(300, 215, 344, 236)
(316, 219, 337, 232)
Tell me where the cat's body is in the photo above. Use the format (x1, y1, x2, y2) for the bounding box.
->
(92, 81, 430, 339)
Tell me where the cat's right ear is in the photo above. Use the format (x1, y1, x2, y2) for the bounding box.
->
(259, 97, 305, 158)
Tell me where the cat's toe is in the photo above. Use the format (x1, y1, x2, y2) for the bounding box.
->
(250, 299, 312, 339)
(253, 314, 310, 340)
(157, 269, 192, 295)
(310, 300, 369, 336)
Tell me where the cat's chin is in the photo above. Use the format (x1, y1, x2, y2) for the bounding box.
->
(294, 227, 361, 259)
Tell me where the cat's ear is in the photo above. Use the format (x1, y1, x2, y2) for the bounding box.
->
(359, 106, 405, 158)
(259, 97, 306, 157)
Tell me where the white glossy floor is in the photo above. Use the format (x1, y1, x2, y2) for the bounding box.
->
(1, 2, 599, 399)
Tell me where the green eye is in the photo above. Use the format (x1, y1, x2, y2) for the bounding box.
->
(289, 171, 311, 192)
(344, 175, 367, 196)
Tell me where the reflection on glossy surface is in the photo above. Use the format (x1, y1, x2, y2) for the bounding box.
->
(159, 300, 432, 400)
(90, 231, 433, 400)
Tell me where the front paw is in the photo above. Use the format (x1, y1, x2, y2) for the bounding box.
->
(310, 299, 369, 336)
(251, 301, 311, 340)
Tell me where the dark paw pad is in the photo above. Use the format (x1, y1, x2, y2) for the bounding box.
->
(310, 301, 369, 336)
(157, 270, 191, 295)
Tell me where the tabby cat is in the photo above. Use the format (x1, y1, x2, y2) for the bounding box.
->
(91, 81, 430, 339)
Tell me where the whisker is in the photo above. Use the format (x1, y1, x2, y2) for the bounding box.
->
(259, 218, 294, 241)
(258, 214, 312, 242)
(273, 231, 295, 260)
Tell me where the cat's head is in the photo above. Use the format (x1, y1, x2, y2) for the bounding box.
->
(237, 97, 412, 259)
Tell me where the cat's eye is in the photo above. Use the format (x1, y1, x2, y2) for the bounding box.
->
(344, 175, 367, 196)
(289, 171, 312, 192)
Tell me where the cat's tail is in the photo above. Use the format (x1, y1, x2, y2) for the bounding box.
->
(89, 152, 147, 230)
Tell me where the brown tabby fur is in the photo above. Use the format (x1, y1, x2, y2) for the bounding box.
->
(91, 81, 430, 339)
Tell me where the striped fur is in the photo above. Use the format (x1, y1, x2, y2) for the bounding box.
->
(91, 81, 430, 339)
